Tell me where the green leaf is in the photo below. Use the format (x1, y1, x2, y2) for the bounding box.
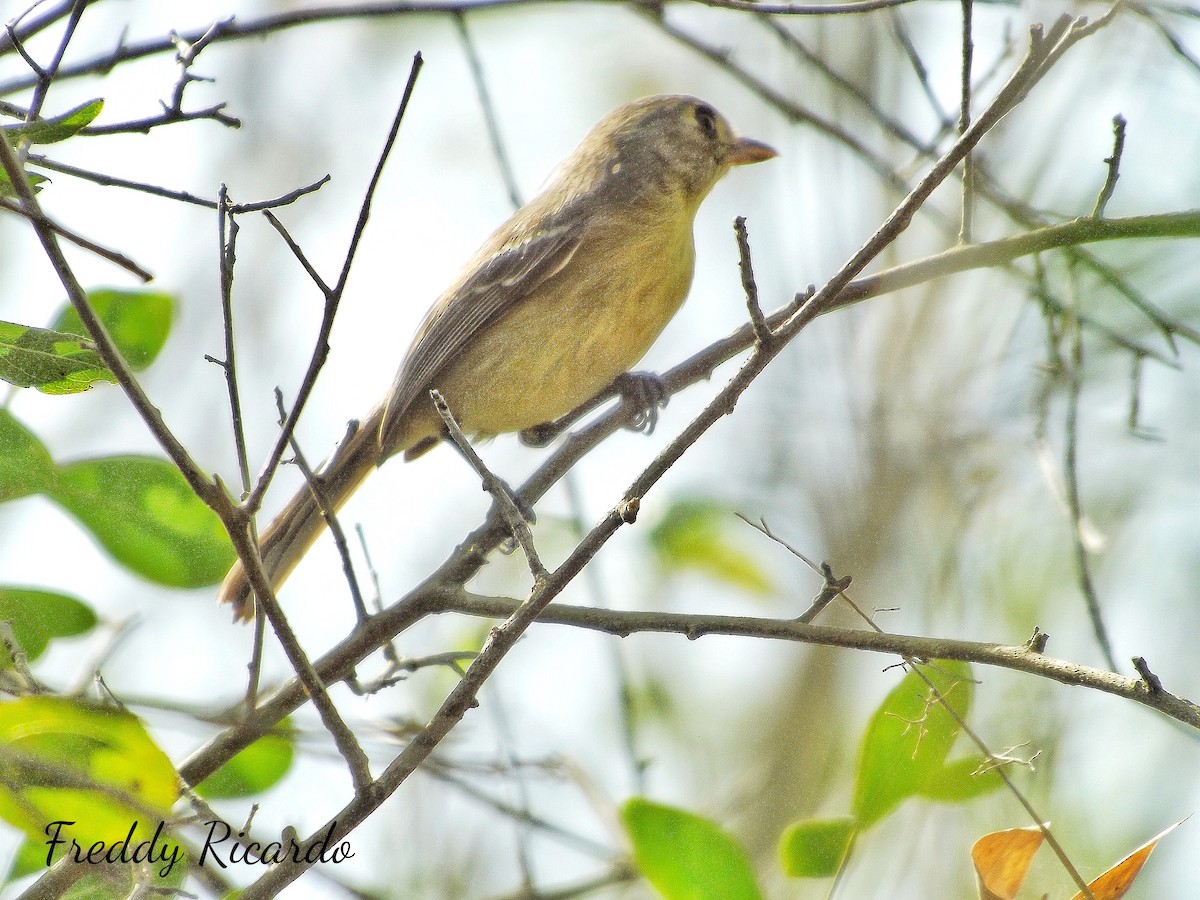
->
(0, 412, 233, 588)
(0, 410, 56, 502)
(50, 456, 235, 587)
(0, 162, 48, 198)
(0, 319, 116, 394)
(917, 755, 1004, 803)
(621, 798, 761, 900)
(3, 99, 103, 144)
(0, 588, 96, 662)
(779, 816, 855, 878)
(197, 726, 295, 799)
(852, 660, 973, 827)
(648, 499, 773, 596)
(53, 289, 174, 371)
(0, 697, 180, 849)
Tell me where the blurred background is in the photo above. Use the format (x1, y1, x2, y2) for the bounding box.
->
(2, 0, 1198, 896)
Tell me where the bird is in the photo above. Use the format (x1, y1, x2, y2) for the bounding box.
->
(218, 94, 776, 618)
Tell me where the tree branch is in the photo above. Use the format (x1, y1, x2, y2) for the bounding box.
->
(439, 592, 1200, 730)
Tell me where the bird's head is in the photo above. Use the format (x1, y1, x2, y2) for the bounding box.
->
(566, 94, 777, 209)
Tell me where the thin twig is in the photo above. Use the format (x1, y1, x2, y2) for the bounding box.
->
(0, 0, 77, 57)
(841, 211, 1200, 356)
(83, 104, 241, 134)
(1063, 274, 1119, 672)
(275, 392, 371, 624)
(244, 599, 268, 714)
(261, 209, 333, 294)
(0, 195, 153, 280)
(696, 0, 916, 12)
(24, 0, 87, 124)
(6, 120, 372, 797)
(1128, 0, 1200, 77)
(735, 515, 851, 623)
(432, 594, 1200, 730)
(779, 15, 1109, 339)
(227, 527, 376, 794)
(25, 154, 329, 211)
(890, 11, 955, 130)
(232, 176, 332, 213)
(761, 18, 935, 154)
(734, 216, 772, 345)
(483, 865, 639, 900)
(211, 186, 270, 713)
(958, 0, 975, 243)
(424, 759, 614, 859)
(902, 664, 1095, 898)
(431, 390, 548, 582)
(216, 186, 252, 495)
(563, 472, 647, 792)
(354, 522, 405, 671)
(245, 52, 423, 516)
(1125, 350, 1159, 439)
(487, 688, 539, 890)
(0, 0, 917, 101)
(657, 7, 1190, 356)
(454, 13, 522, 208)
(0, 132, 213, 502)
(1091, 113, 1126, 219)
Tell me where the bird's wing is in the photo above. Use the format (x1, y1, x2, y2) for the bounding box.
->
(378, 211, 584, 453)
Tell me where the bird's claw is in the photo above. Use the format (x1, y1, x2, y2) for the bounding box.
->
(612, 370, 669, 435)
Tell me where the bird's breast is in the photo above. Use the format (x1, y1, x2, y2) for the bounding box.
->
(431, 212, 696, 438)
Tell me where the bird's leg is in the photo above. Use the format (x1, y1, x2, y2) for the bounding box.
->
(612, 370, 670, 434)
(519, 370, 669, 447)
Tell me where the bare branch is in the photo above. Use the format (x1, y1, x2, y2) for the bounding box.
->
(23, 0, 87, 123)
(25, 153, 328, 211)
(1091, 113, 1127, 219)
(244, 52, 424, 516)
(733, 216, 772, 346)
(0, 0, 77, 56)
(0, 133, 213, 500)
(1062, 279, 1119, 671)
(455, 12, 522, 208)
(432, 389, 547, 582)
(0, 194, 153, 280)
(958, 0, 976, 242)
(275, 392, 372, 624)
(437, 593, 1200, 730)
(689, 0, 917, 14)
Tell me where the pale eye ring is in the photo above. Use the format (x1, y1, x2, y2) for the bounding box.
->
(694, 104, 719, 139)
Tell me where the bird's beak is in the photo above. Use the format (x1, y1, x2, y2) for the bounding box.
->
(727, 136, 777, 166)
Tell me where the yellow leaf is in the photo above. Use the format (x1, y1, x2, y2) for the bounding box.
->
(972, 826, 1044, 900)
(1069, 819, 1184, 900)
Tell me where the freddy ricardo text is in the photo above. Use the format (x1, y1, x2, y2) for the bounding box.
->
(43, 820, 354, 878)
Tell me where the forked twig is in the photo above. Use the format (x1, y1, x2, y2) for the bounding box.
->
(244, 53, 424, 515)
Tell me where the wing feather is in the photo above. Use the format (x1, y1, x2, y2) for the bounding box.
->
(378, 210, 584, 453)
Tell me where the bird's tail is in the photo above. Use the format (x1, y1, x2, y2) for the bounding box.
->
(217, 417, 381, 620)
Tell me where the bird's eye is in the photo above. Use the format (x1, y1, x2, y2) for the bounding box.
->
(694, 104, 719, 139)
